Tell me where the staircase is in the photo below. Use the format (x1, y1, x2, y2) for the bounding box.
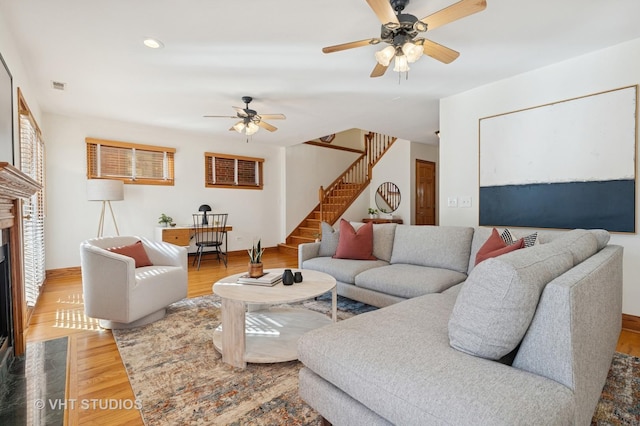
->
(279, 132, 396, 255)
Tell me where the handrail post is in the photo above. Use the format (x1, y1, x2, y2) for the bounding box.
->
(319, 186, 325, 223)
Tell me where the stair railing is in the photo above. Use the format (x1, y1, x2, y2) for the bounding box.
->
(319, 132, 396, 224)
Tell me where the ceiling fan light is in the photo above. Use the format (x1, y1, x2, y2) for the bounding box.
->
(393, 54, 410, 72)
(245, 122, 259, 136)
(232, 122, 245, 133)
(402, 42, 423, 63)
(375, 45, 396, 67)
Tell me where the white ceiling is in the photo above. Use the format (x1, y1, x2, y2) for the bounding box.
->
(2, 0, 640, 147)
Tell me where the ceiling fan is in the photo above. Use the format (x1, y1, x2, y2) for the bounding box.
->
(322, 0, 487, 77)
(204, 96, 286, 136)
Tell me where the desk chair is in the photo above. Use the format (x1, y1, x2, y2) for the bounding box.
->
(192, 213, 228, 269)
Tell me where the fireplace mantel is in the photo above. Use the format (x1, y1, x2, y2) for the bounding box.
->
(0, 162, 41, 357)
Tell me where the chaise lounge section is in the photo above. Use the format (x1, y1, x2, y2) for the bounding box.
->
(298, 224, 623, 425)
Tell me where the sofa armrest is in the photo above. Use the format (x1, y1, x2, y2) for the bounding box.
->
(80, 243, 136, 320)
(299, 242, 321, 268)
(140, 237, 188, 269)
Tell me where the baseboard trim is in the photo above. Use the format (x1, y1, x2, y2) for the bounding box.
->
(46, 266, 81, 280)
(622, 314, 640, 333)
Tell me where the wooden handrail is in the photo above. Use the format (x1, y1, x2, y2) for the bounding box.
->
(318, 132, 396, 224)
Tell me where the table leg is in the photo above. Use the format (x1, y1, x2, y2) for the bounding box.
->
(221, 298, 246, 369)
(332, 287, 337, 323)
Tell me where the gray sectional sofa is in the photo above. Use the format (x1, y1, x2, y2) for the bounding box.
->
(297, 223, 623, 425)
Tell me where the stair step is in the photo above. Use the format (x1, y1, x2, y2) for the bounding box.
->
(277, 243, 298, 256)
(289, 235, 315, 245)
(297, 226, 320, 238)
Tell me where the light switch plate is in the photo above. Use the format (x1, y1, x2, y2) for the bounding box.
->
(459, 196, 472, 208)
(447, 197, 458, 208)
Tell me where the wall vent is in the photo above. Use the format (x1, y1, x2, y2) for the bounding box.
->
(51, 81, 66, 91)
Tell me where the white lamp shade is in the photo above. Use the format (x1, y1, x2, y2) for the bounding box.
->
(87, 179, 124, 201)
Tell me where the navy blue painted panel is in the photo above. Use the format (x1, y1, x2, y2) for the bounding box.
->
(479, 179, 635, 232)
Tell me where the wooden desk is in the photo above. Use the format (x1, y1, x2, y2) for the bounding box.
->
(156, 225, 233, 248)
(362, 218, 403, 224)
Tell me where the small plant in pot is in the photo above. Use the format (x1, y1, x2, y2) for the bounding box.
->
(248, 239, 265, 277)
(367, 208, 378, 219)
(158, 213, 173, 227)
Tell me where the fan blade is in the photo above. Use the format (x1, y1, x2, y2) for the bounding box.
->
(370, 62, 389, 78)
(366, 0, 400, 26)
(322, 39, 377, 54)
(419, 0, 486, 32)
(421, 39, 460, 64)
(259, 114, 286, 120)
(204, 115, 237, 118)
(233, 107, 249, 117)
(257, 121, 277, 132)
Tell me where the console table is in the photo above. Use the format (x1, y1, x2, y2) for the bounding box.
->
(362, 218, 403, 224)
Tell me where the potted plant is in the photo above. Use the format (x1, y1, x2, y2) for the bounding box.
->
(248, 239, 265, 277)
(367, 208, 378, 219)
(158, 213, 173, 227)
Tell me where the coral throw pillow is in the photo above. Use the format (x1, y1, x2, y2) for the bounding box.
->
(333, 219, 377, 260)
(475, 228, 524, 265)
(107, 240, 153, 268)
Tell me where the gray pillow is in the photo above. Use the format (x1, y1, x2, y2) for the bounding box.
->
(318, 222, 340, 257)
(448, 242, 573, 360)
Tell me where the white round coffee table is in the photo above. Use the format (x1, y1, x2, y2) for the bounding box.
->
(212, 268, 337, 369)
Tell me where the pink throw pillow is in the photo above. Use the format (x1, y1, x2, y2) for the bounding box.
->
(475, 228, 524, 265)
(333, 219, 377, 260)
(107, 240, 153, 268)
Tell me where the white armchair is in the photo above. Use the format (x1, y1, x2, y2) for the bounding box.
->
(80, 236, 188, 329)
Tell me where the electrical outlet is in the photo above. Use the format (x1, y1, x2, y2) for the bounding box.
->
(447, 197, 458, 208)
(459, 196, 472, 208)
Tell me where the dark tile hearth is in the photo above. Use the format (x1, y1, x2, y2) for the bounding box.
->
(0, 337, 67, 425)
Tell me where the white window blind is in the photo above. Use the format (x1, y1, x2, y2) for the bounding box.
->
(19, 93, 46, 308)
(86, 138, 175, 185)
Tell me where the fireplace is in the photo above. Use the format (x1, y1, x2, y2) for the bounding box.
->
(0, 163, 41, 379)
(0, 228, 11, 375)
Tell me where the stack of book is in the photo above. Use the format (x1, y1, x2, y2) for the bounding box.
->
(237, 271, 283, 286)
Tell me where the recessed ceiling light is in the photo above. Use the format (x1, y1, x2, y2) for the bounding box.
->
(143, 38, 164, 49)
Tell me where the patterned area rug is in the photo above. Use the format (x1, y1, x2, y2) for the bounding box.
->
(113, 294, 639, 425)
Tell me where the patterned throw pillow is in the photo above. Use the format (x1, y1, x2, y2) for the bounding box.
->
(501, 228, 538, 248)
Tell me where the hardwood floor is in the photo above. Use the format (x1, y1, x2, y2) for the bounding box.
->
(27, 249, 640, 425)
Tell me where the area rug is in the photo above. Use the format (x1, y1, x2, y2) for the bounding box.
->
(113, 295, 639, 425)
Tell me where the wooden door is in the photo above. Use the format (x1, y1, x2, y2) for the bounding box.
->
(415, 160, 436, 225)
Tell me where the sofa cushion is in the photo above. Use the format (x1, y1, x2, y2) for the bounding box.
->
(298, 294, 575, 426)
(390, 225, 474, 274)
(107, 240, 153, 268)
(352, 222, 397, 262)
(301, 257, 388, 285)
(475, 228, 524, 265)
(319, 222, 340, 257)
(553, 229, 599, 265)
(333, 219, 376, 260)
(355, 264, 467, 298)
(449, 242, 574, 360)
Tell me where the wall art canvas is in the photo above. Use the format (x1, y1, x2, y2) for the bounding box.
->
(479, 86, 637, 233)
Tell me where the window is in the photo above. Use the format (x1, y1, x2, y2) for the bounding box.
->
(18, 89, 45, 309)
(86, 137, 175, 185)
(205, 152, 264, 189)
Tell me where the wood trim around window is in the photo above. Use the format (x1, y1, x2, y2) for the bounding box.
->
(204, 152, 264, 190)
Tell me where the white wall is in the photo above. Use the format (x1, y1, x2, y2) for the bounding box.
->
(368, 139, 411, 223)
(43, 112, 284, 269)
(285, 142, 360, 233)
(440, 37, 640, 316)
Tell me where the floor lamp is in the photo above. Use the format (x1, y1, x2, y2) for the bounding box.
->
(87, 179, 124, 237)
